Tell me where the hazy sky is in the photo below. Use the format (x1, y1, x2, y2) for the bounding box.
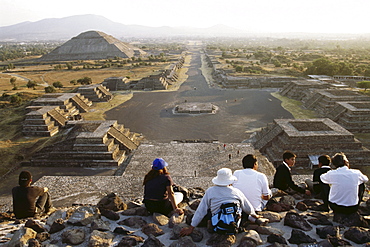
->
(1, 0, 369, 33)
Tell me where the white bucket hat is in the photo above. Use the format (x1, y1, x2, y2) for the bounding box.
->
(212, 168, 237, 186)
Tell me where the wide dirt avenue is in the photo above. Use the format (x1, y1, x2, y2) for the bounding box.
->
(105, 44, 293, 143)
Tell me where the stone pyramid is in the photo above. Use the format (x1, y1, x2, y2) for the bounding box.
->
(40, 30, 145, 61)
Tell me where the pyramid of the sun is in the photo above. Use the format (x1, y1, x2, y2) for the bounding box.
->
(40, 30, 145, 61)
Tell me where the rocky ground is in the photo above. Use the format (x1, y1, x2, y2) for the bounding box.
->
(1, 142, 370, 246)
(1, 187, 370, 247)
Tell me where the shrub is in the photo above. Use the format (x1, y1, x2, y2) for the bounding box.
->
(77, 77, 92, 85)
(10, 94, 22, 104)
(52, 81, 63, 88)
(45, 86, 56, 93)
(26, 80, 38, 89)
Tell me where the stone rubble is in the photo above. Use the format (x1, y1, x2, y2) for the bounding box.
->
(1, 190, 370, 247)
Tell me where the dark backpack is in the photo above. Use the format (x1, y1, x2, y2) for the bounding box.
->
(211, 202, 242, 235)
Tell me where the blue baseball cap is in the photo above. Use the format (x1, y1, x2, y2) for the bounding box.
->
(152, 158, 168, 170)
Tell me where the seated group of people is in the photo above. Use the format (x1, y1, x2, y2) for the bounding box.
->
(12, 150, 368, 237)
(275, 151, 368, 215)
(142, 151, 368, 236)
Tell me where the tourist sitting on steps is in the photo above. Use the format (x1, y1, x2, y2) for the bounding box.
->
(273, 151, 311, 196)
(180, 168, 268, 236)
(233, 154, 271, 212)
(12, 170, 54, 219)
(320, 152, 368, 214)
(143, 158, 184, 216)
(305, 155, 332, 211)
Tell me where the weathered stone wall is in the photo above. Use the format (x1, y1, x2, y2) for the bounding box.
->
(254, 118, 370, 167)
(26, 120, 142, 167)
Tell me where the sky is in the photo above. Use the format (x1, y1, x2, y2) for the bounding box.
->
(1, 0, 369, 34)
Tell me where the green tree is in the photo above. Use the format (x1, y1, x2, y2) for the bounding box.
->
(70, 80, 77, 85)
(66, 62, 73, 70)
(54, 64, 63, 70)
(337, 62, 354, 75)
(357, 81, 370, 91)
(26, 80, 37, 89)
(305, 58, 338, 76)
(235, 65, 243, 72)
(10, 94, 22, 104)
(77, 77, 92, 85)
(52, 81, 63, 88)
(363, 67, 370, 77)
(272, 59, 282, 67)
(9, 77, 17, 88)
(45, 86, 56, 93)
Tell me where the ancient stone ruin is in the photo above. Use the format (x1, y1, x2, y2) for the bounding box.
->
(279, 80, 332, 101)
(23, 93, 92, 137)
(253, 118, 370, 167)
(133, 72, 170, 90)
(39, 30, 146, 61)
(302, 88, 370, 116)
(25, 120, 142, 167)
(327, 101, 370, 133)
(281, 82, 370, 133)
(105, 55, 185, 91)
(204, 52, 297, 88)
(102, 77, 129, 91)
(77, 84, 113, 102)
(174, 102, 217, 114)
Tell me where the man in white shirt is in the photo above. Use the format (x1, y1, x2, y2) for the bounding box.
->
(321, 152, 368, 214)
(233, 154, 271, 212)
(180, 168, 264, 236)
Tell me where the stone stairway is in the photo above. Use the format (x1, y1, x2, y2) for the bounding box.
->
(26, 120, 142, 167)
(23, 94, 86, 136)
(253, 123, 284, 150)
(107, 125, 139, 151)
(303, 92, 324, 112)
(280, 81, 297, 97)
(70, 94, 92, 113)
(23, 106, 60, 137)
(47, 108, 68, 127)
(77, 84, 113, 102)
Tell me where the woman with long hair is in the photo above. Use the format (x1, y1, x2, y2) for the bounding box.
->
(143, 158, 183, 216)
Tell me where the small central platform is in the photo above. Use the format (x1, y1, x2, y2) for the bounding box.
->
(174, 102, 217, 114)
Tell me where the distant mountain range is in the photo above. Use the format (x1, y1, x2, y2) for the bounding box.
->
(0, 14, 248, 41)
(0, 14, 369, 42)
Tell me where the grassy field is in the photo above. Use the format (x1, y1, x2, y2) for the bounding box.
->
(270, 92, 318, 119)
(1, 62, 172, 94)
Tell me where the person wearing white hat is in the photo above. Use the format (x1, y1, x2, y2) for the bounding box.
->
(180, 168, 261, 236)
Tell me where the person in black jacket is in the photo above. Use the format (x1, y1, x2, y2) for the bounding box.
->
(12, 171, 53, 219)
(313, 156, 331, 195)
(306, 155, 331, 211)
(273, 151, 311, 195)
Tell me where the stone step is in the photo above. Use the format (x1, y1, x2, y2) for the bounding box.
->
(22, 126, 59, 137)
